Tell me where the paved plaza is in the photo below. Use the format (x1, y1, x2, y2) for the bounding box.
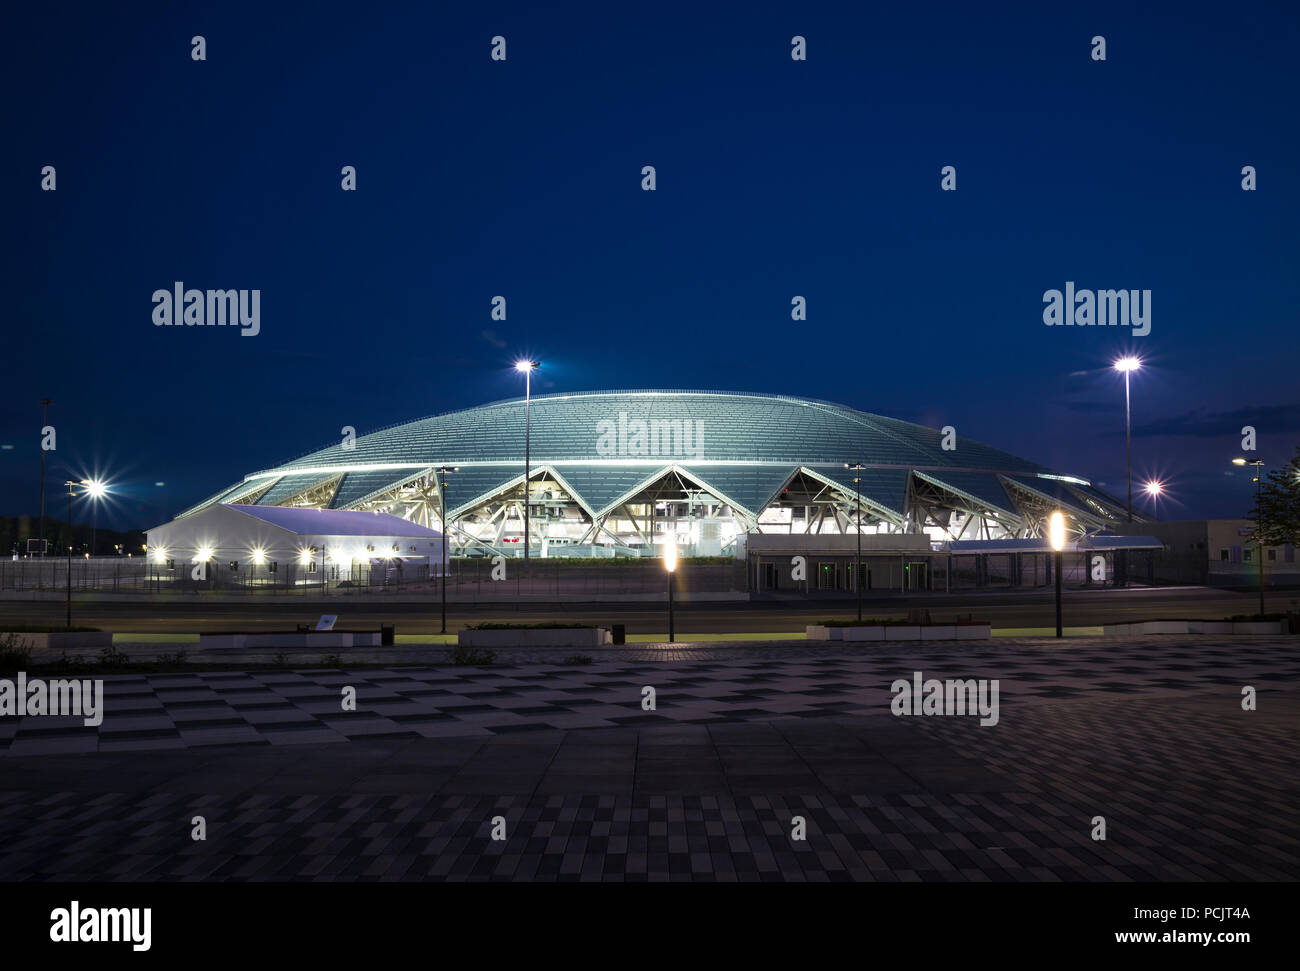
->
(0, 636, 1296, 881)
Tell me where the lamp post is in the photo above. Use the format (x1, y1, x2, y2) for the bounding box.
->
(514, 360, 540, 568)
(845, 462, 866, 622)
(1113, 357, 1141, 522)
(1233, 458, 1266, 616)
(1048, 510, 1066, 638)
(64, 479, 80, 628)
(83, 479, 107, 558)
(38, 398, 52, 557)
(664, 536, 677, 642)
(436, 466, 457, 635)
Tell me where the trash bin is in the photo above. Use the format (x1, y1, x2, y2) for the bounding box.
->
(611, 623, 625, 645)
(381, 624, 395, 646)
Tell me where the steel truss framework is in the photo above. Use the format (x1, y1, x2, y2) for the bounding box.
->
(224, 463, 1138, 556)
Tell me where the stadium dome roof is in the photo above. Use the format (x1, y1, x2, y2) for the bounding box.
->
(180, 390, 1125, 532)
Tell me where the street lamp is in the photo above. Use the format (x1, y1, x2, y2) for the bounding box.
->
(1113, 357, 1141, 522)
(436, 466, 458, 635)
(845, 463, 866, 622)
(82, 479, 107, 557)
(63, 479, 79, 627)
(515, 360, 540, 569)
(1232, 457, 1266, 616)
(1048, 510, 1066, 639)
(664, 536, 677, 643)
(38, 398, 52, 557)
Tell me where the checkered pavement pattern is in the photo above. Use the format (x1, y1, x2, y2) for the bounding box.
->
(3, 638, 1297, 756)
(1, 691, 1296, 881)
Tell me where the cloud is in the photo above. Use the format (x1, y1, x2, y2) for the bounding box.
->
(480, 329, 507, 349)
(1134, 404, 1300, 438)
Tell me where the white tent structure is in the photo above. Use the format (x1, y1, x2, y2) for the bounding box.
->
(146, 504, 446, 582)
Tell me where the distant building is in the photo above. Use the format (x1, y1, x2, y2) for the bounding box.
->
(145, 504, 445, 586)
(1114, 520, 1299, 588)
(741, 532, 1165, 597)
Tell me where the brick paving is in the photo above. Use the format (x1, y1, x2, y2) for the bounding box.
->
(0, 636, 1295, 881)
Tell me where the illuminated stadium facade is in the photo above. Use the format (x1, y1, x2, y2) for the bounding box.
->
(179, 390, 1139, 556)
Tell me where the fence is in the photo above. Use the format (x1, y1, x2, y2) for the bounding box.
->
(0, 556, 748, 599)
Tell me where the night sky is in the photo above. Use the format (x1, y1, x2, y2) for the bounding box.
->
(4, 1, 1297, 531)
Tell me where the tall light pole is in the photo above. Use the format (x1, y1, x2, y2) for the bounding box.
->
(83, 479, 107, 557)
(1048, 510, 1066, 638)
(64, 479, 81, 628)
(436, 466, 457, 635)
(1113, 357, 1141, 522)
(38, 398, 52, 556)
(664, 536, 677, 642)
(845, 462, 866, 622)
(1233, 458, 1266, 616)
(514, 360, 540, 568)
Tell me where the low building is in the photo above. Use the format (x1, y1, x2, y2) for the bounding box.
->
(742, 532, 1165, 597)
(1113, 520, 1299, 588)
(145, 504, 445, 587)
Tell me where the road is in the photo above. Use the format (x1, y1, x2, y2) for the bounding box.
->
(1, 585, 1289, 634)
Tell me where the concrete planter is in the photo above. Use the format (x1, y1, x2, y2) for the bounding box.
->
(920, 625, 957, 640)
(843, 626, 886, 641)
(884, 626, 923, 640)
(806, 624, 990, 641)
(199, 631, 381, 650)
(458, 628, 612, 648)
(1, 631, 114, 653)
(1232, 621, 1286, 635)
(1103, 620, 1287, 636)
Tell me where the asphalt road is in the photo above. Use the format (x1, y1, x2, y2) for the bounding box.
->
(1, 585, 1290, 634)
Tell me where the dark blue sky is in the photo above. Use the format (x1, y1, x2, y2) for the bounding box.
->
(3, 0, 1297, 530)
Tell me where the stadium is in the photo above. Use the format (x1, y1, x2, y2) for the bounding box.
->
(177, 390, 1138, 557)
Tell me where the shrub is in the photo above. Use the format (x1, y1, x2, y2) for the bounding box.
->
(0, 633, 33, 674)
(447, 645, 496, 666)
(98, 645, 130, 667)
(465, 621, 594, 630)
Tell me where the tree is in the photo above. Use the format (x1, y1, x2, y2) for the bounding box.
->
(1251, 446, 1300, 548)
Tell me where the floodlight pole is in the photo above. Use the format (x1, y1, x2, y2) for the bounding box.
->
(846, 463, 865, 622)
(1124, 367, 1133, 523)
(437, 466, 456, 635)
(1253, 461, 1265, 616)
(39, 398, 52, 557)
(523, 367, 533, 569)
(64, 480, 76, 628)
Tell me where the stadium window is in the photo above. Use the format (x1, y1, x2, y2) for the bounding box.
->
(1243, 549, 1252, 562)
(268, 561, 277, 573)
(1220, 549, 1229, 561)
(1268, 548, 1277, 561)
